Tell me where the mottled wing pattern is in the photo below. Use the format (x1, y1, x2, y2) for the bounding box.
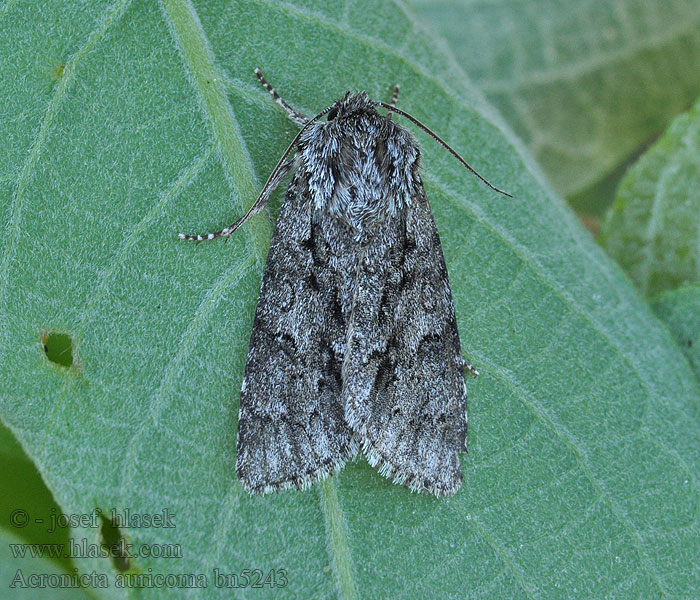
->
(342, 184, 467, 496)
(235, 171, 357, 493)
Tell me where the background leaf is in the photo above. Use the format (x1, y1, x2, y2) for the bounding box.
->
(1, 528, 92, 599)
(410, 0, 700, 210)
(651, 285, 700, 381)
(599, 95, 700, 296)
(0, 422, 74, 572)
(1, 0, 700, 598)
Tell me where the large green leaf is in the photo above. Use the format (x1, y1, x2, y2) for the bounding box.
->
(600, 95, 700, 296)
(410, 0, 700, 203)
(1, 529, 92, 599)
(1, 0, 699, 598)
(0, 422, 74, 572)
(652, 285, 700, 382)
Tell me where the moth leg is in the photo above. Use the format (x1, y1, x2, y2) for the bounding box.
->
(254, 68, 310, 126)
(387, 84, 400, 120)
(178, 157, 297, 241)
(463, 359, 479, 378)
(390, 84, 400, 107)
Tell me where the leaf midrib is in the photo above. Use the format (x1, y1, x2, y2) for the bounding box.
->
(159, 2, 358, 599)
(160, 0, 269, 267)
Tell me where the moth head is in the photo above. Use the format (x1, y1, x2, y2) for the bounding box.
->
(325, 91, 378, 123)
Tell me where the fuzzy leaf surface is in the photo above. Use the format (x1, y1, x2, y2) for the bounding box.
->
(411, 0, 700, 201)
(1, 0, 699, 598)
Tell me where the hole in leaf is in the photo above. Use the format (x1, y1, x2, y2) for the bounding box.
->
(41, 332, 74, 368)
(99, 513, 130, 572)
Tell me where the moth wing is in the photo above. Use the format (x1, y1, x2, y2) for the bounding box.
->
(235, 173, 356, 493)
(343, 185, 467, 496)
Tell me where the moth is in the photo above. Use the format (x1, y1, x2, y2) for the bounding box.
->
(180, 69, 509, 497)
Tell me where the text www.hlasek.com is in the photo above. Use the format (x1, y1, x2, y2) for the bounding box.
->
(9, 538, 181, 560)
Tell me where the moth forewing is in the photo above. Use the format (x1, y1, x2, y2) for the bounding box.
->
(179, 70, 509, 496)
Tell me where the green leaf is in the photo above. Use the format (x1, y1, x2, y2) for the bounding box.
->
(1, 1, 699, 598)
(409, 0, 700, 202)
(1, 528, 92, 599)
(0, 422, 74, 572)
(652, 285, 700, 381)
(599, 96, 700, 296)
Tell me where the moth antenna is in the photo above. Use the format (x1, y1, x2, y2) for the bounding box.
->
(254, 68, 309, 126)
(178, 104, 335, 241)
(379, 103, 512, 198)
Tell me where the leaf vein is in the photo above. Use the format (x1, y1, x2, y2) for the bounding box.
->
(117, 253, 256, 506)
(0, 0, 133, 337)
